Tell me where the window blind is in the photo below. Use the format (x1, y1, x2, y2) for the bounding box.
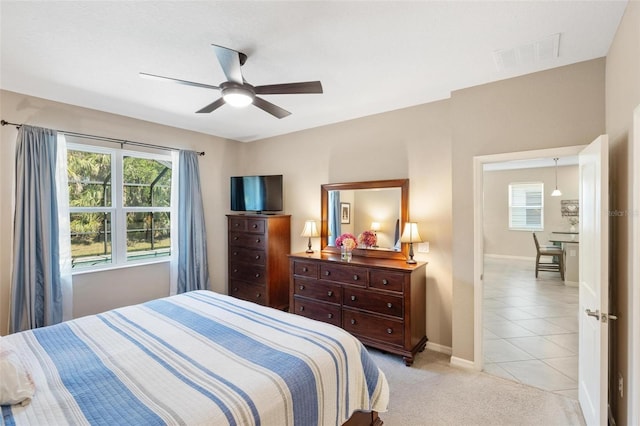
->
(509, 182, 543, 230)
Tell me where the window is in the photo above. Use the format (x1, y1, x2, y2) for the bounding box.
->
(67, 143, 173, 270)
(509, 182, 543, 231)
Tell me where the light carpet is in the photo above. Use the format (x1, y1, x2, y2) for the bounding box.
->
(369, 348, 586, 426)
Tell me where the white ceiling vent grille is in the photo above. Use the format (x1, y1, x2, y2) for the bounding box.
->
(493, 33, 561, 72)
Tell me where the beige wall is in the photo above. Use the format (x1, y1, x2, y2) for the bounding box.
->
(604, 1, 640, 423)
(0, 90, 240, 334)
(483, 165, 579, 258)
(240, 100, 455, 350)
(450, 58, 606, 362)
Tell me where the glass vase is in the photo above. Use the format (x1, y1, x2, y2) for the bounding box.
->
(341, 246, 352, 262)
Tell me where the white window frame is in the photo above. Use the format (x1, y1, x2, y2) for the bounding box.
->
(508, 182, 544, 231)
(67, 142, 174, 272)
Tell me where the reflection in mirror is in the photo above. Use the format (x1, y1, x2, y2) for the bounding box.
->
(327, 188, 402, 251)
(321, 179, 409, 260)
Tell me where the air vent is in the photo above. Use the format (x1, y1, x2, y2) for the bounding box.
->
(493, 33, 560, 72)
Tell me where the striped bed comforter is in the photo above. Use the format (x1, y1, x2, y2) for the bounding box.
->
(1, 290, 389, 425)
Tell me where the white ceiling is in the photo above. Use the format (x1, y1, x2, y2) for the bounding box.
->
(0, 1, 628, 142)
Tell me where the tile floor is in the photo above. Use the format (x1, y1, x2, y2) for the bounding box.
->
(482, 256, 579, 399)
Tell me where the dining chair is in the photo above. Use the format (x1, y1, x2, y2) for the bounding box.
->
(532, 232, 565, 280)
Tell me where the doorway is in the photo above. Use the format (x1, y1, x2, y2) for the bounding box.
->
(473, 146, 585, 397)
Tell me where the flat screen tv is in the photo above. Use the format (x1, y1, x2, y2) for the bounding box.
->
(230, 174, 283, 213)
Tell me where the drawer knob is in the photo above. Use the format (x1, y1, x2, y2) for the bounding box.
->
(387, 302, 393, 308)
(232, 251, 238, 256)
(387, 328, 393, 334)
(255, 273, 261, 278)
(233, 269, 238, 273)
(252, 224, 258, 229)
(234, 223, 239, 227)
(233, 236, 239, 240)
(299, 306, 305, 312)
(353, 275, 359, 281)
(299, 285, 305, 290)
(232, 287, 238, 292)
(327, 313, 333, 319)
(382, 279, 389, 285)
(327, 290, 333, 297)
(325, 271, 330, 276)
(255, 239, 261, 243)
(351, 295, 357, 301)
(255, 293, 261, 298)
(350, 319, 356, 325)
(302, 267, 308, 272)
(255, 255, 260, 260)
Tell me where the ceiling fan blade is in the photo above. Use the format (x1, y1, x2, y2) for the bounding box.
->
(139, 72, 219, 90)
(196, 98, 226, 113)
(211, 44, 244, 84)
(254, 81, 323, 95)
(252, 96, 291, 119)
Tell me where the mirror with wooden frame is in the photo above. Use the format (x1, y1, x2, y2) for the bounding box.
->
(320, 179, 409, 260)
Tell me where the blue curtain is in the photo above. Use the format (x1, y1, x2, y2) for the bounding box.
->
(328, 190, 341, 245)
(177, 150, 210, 293)
(10, 125, 63, 332)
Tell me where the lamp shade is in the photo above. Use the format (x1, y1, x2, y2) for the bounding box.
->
(370, 222, 381, 231)
(300, 220, 320, 237)
(400, 222, 423, 243)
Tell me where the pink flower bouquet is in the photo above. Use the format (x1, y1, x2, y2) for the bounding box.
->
(358, 230, 377, 247)
(335, 233, 357, 250)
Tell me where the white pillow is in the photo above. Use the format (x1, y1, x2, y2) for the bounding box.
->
(0, 340, 35, 406)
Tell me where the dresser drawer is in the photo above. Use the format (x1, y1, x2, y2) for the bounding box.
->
(229, 280, 266, 306)
(229, 232, 266, 249)
(343, 309, 404, 346)
(292, 260, 318, 278)
(293, 297, 341, 327)
(319, 264, 368, 287)
(229, 262, 266, 285)
(293, 278, 342, 304)
(229, 217, 266, 234)
(229, 247, 266, 266)
(369, 270, 405, 293)
(343, 287, 403, 318)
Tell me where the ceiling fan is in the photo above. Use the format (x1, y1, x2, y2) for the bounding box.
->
(140, 44, 323, 119)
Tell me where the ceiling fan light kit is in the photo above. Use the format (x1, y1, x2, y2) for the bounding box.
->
(221, 82, 255, 107)
(140, 44, 323, 118)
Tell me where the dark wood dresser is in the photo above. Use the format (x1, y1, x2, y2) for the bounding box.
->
(227, 214, 291, 310)
(289, 252, 427, 366)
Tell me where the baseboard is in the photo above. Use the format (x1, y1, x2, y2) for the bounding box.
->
(425, 341, 452, 355)
(450, 356, 476, 370)
(484, 254, 535, 261)
(564, 280, 578, 288)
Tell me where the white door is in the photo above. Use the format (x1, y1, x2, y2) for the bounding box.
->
(578, 135, 609, 425)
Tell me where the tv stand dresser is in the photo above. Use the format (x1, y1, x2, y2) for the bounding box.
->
(289, 252, 427, 366)
(227, 214, 290, 310)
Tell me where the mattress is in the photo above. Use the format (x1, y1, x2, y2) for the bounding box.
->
(1, 290, 389, 425)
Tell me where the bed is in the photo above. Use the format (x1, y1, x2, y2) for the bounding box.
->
(1, 290, 389, 425)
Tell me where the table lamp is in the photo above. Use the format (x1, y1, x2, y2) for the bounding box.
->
(301, 220, 320, 253)
(400, 222, 423, 264)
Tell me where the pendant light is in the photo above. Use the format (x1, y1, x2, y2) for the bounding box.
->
(551, 157, 562, 197)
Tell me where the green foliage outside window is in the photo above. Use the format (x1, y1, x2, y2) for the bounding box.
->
(68, 149, 172, 268)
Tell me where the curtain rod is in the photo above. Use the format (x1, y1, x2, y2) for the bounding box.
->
(1, 120, 205, 156)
